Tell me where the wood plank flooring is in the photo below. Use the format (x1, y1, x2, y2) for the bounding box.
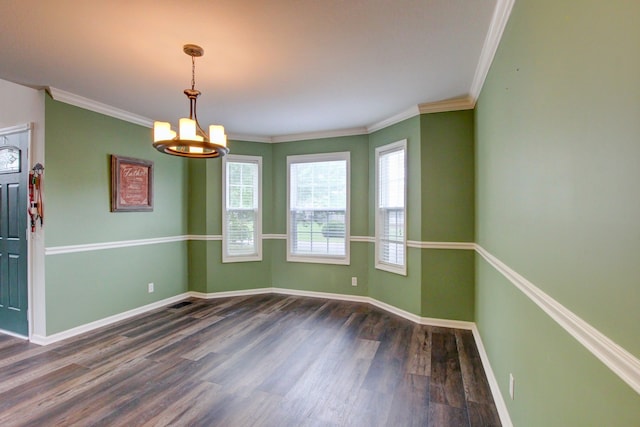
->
(0, 294, 501, 426)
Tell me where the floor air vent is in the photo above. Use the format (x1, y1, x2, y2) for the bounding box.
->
(168, 301, 193, 309)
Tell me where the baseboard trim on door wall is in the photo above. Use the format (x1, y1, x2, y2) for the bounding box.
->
(471, 324, 514, 427)
(0, 328, 29, 340)
(30, 293, 190, 346)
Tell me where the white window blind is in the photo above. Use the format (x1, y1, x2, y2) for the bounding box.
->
(287, 152, 350, 264)
(223, 155, 261, 262)
(376, 140, 406, 275)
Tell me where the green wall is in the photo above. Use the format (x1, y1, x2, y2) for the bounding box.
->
(368, 117, 422, 315)
(420, 111, 475, 320)
(45, 97, 189, 334)
(364, 113, 475, 320)
(187, 116, 474, 318)
(475, 0, 640, 425)
(271, 135, 370, 295)
(43, 97, 475, 333)
(189, 140, 273, 293)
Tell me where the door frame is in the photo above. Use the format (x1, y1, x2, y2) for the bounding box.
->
(0, 123, 33, 339)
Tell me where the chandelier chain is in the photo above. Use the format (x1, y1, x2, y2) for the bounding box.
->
(191, 55, 196, 90)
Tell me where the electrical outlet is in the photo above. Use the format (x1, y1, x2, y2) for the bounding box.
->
(351, 277, 357, 286)
(509, 373, 515, 400)
(148, 282, 154, 293)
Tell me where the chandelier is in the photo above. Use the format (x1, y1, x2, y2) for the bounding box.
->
(152, 44, 229, 159)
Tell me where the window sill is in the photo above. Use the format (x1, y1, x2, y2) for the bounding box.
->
(375, 261, 406, 276)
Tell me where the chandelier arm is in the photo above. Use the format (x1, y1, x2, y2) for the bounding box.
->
(189, 96, 196, 121)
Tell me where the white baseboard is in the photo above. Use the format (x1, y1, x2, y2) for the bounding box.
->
(189, 287, 475, 331)
(30, 293, 190, 346)
(189, 288, 273, 299)
(0, 328, 29, 340)
(26, 285, 506, 426)
(472, 325, 513, 427)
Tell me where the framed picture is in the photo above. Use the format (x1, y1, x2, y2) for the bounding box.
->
(111, 155, 153, 212)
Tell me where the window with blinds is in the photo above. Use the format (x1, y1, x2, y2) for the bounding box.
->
(222, 155, 262, 262)
(375, 140, 406, 275)
(287, 152, 350, 265)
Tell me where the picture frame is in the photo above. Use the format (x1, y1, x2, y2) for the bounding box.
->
(111, 155, 154, 212)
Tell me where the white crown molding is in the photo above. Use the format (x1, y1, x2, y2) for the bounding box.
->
(367, 105, 421, 134)
(418, 96, 475, 114)
(47, 87, 154, 128)
(366, 96, 476, 135)
(407, 240, 475, 250)
(45, 235, 189, 255)
(44, 87, 480, 143)
(228, 133, 273, 144)
(469, 0, 516, 99)
(476, 244, 640, 396)
(270, 127, 368, 143)
(30, 293, 189, 346)
(472, 324, 513, 427)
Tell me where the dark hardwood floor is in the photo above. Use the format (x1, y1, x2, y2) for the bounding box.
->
(0, 294, 501, 426)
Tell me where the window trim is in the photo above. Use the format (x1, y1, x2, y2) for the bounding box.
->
(222, 154, 262, 263)
(286, 151, 351, 265)
(375, 140, 407, 275)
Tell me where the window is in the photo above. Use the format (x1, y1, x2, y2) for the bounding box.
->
(287, 152, 350, 265)
(222, 155, 262, 262)
(375, 140, 406, 275)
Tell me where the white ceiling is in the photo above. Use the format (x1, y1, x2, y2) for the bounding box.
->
(0, 0, 505, 141)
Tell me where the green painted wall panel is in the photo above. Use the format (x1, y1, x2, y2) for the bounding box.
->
(420, 111, 475, 242)
(46, 242, 188, 334)
(43, 93, 476, 334)
(188, 240, 208, 293)
(205, 154, 223, 236)
(45, 97, 188, 245)
(476, 0, 640, 356)
(271, 240, 368, 296)
(475, 0, 640, 424)
(269, 135, 370, 295)
(367, 117, 422, 315)
(188, 159, 207, 235)
(418, 111, 475, 321)
(368, 117, 421, 240)
(367, 246, 422, 315)
(476, 258, 640, 426)
(188, 139, 274, 293)
(421, 249, 474, 321)
(44, 96, 189, 334)
(206, 240, 273, 293)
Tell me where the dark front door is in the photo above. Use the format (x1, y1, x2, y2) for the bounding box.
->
(0, 126, 29, 336)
